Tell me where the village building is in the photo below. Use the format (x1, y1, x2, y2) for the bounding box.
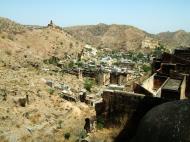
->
(110, 67, 128, 85)
(95, 47, 190, 130)
(96, 68, 110, 86)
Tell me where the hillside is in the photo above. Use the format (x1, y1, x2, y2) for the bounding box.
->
(0, 18, 85, 66)
(157, 30, 190, 49)
(65, 24, 154, 51)
(0, 18, 95, 142)
(0, 17, 26, 34)
(65, 24, 190, 51)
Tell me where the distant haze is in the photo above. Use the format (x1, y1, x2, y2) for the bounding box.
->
(0, 0, 190, 34)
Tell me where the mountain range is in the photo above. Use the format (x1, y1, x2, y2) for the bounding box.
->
(1, 17, 190, 54)
(65, 24, 190, 51)
(0, 17, 84, 68)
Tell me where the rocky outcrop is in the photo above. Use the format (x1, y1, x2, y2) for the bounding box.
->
(133, 100, 190, 142)
(141, 37, 159, 49)
(65, 24, 190, 51)
(65, 24, 149, 51)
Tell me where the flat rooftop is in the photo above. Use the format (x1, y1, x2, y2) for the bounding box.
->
(162, 79, 181, 91)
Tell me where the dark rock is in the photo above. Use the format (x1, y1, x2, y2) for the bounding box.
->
(133, 100, 190, 142)
(18, 98, 27, 107)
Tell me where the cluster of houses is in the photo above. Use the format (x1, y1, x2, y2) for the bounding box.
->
(75, 46, 152, 106)
(44, 45, 190, 112)
(44, 44, 152, 108)
(44, 45, 190, 111)
(67, 44, 150, 84)
(96, 47, 190, 103)
(43, 43, 190, 140)
(95, 47, 190, 129)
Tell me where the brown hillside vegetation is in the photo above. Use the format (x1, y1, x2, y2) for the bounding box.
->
(0, 17, 85, 70)
(0, 18, 84, 60)
(0, 18, 96, 142)
(65, 24, 151, 51)
(65, 24, 190, 51)
(0, 17, 26, 34)
(157, 30, 190, 49)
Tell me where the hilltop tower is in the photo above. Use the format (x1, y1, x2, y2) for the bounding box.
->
(48, 20, 55, 28)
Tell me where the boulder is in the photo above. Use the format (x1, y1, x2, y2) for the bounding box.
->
(133, 100, 190, 142)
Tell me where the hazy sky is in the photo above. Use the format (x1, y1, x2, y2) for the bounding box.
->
(0, 0, 190, 33)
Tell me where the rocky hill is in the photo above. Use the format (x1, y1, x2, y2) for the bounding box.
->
(157, 30, 190, 49)
(0, 18, 95, 142)
(0, 17, 26, 34)
(2, 17, 189, 53)
(65, 24, 153, 51)
(65, 24, 190, 51)
(0, 17, 84, 67)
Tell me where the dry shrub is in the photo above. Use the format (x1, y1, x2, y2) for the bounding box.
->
(4, 49, 12, 56)
(7, 34, 14, 41)
(29, 113, 41, 124)
(0, 136, 8, 142)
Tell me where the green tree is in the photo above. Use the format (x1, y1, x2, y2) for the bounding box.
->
(68, 61, 75, 68)
(84, 78, 94, 92)
(75, 61, 83, 67)
(142, 64, 151, 72)
(97, 116, 105, 129)
(48, 88, 55, 95)
(153, 44, 166, 58)
(137, 52, 144, 59)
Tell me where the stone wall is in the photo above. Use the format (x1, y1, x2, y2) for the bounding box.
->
(180, 75, 186, 99)
(110, 72, 127, 85)
(141, 74, 155, 95)
(96, 71, 110, 86)
(95, 90, 167, 127)
(95, 90, 168, 141)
